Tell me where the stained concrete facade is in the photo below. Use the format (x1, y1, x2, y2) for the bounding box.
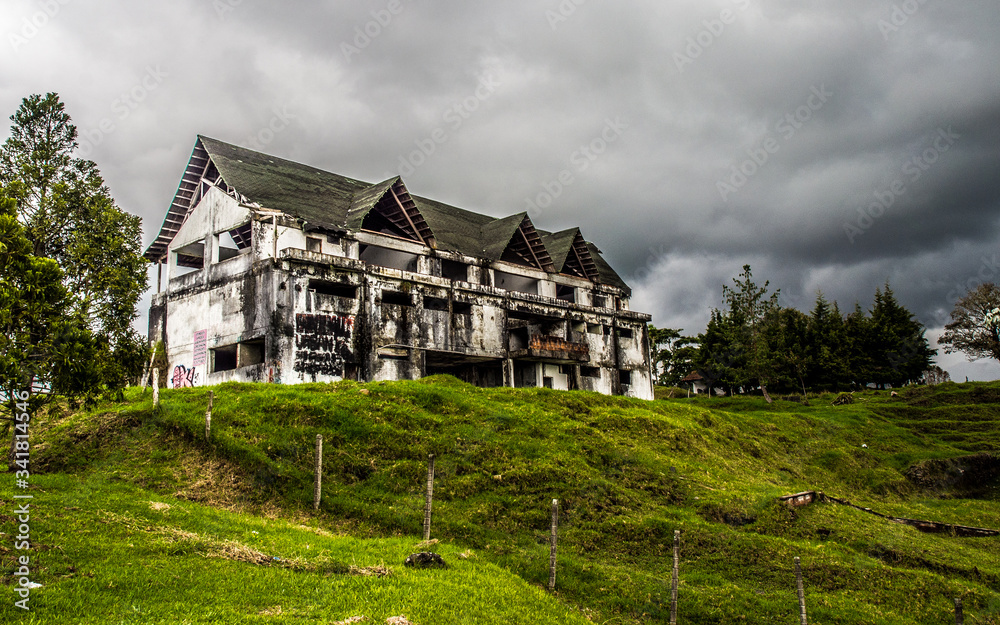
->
(146, 136, 653, 399)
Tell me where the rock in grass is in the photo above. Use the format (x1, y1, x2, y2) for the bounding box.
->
(832, 392, 854, 406)
(404, 552, 447, 568)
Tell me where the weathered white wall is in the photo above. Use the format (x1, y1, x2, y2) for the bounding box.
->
(167, 187, 249, 282)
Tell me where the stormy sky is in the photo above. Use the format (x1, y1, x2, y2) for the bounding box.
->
(3, 0, 999, 380)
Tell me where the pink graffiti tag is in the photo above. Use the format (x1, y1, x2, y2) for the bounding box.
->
(172, 365, 196, 389)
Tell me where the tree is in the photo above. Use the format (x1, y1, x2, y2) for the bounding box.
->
(0, 93, 148, 399)
(0, 194, 98, 467)
(868, 284, 934, 387)
(805, 293, 850, 391)
(648, 325, 698, 387)
(768, 307, 811, 398)
(722, 265, 781, 402)
(694, 309, 743, 395)
(939, 283, 1000, 364)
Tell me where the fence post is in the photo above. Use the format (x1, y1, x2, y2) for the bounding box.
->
(795, 556, 808, 625)
(670, 529, 680, 625)
(152, 368, 160, 407)
(549, 499, 559, 591)
(955, 598, 964, 625)
(313, 434, 323, 511)
(204, 391, 213, 441)
(423, 454, 435, 540)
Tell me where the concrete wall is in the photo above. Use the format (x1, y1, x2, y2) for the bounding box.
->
(153, 202, 653, 399)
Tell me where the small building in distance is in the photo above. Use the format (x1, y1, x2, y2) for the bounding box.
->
(145, 136, 653, 399)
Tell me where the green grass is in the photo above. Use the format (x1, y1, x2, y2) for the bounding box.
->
(3, 377, 999, 624)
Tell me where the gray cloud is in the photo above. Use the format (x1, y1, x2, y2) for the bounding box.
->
(3, 0, 998, 380)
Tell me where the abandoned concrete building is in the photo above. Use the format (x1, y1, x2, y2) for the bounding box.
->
(145, 136, 654, 399)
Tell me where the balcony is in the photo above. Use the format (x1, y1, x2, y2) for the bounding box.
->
(510, 335, 590, 363)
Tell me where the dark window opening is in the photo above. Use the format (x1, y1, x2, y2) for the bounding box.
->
(543, 377, 553, 389)
(556, 285, 576, 303)
(212, 344, 238, 373)
(617, 327, 634, 339)
(587, 323, 602, 335)
(619, 370, 632, 386)
(581, 366, 600, 378)
(424, 296, 449, 312)
(442, 259, 468, 282)
(359, 244, 419, 273)
(603, 325, 611, 336)
(453, 301, 473, 316)
(310, 280, 357, 299)
(381, 290, 412, 307)
(593, 294, 607, 308)
(326, 234, 341, 245)
(306, 237, 323, 253)
(509, 327, 529, 351)
(361, 210, 412, 240)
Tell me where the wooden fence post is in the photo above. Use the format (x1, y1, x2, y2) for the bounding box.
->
(423, 454, 435, 540)
(795, 556, 808, 625)
(955, 598, 964, 625)
(152, 368, 160, 407)
(204, 391, 213, 441)
(549, 499, 559, 591)
(313, 434, 323, 511)
(670, 529, 680, 625)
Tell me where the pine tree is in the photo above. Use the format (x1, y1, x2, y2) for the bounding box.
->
(722, 265, 780, 402)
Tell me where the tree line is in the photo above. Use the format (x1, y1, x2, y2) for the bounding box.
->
(650, 265, 937, 400)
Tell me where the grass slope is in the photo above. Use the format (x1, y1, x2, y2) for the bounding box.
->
(3, 378, 999, 624)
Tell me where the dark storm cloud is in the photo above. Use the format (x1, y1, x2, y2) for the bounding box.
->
(2, 0, 999, 378)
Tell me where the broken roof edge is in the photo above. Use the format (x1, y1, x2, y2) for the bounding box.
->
(144, 136, 630, 293)
(143, 136, 209, 261)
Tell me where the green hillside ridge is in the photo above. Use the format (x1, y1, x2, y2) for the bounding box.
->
(3, 377, 999, 624)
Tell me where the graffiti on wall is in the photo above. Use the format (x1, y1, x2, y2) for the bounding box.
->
(294, 313, 355, 377)
(172, 365, 198, 388)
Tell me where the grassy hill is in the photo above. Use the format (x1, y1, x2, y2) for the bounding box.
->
(2, 378, 999, 624)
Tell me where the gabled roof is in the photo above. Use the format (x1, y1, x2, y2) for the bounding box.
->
(345, 177, 435, 247)
(587, 243, 631, 296)
(540, 228, 598, 280)
(144, 136, 628, 290)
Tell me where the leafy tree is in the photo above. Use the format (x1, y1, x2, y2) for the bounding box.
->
(939, 282, 1000, 364)
(722, 265, 781, 402)
(648, 325, 698, 386)
(0, 194, 98, 467)
(0, 93, 148, 400)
